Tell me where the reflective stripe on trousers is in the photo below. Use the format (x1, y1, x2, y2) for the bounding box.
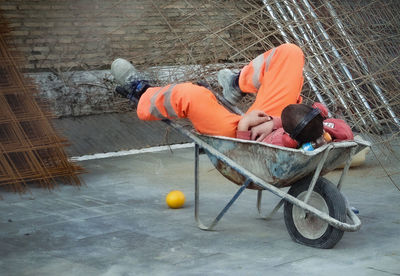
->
(149, 84, 178, 119)
(251, 47, 277, 90)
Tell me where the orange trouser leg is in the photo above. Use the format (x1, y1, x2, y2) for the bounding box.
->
(240, 43, 304, 117)
(137, 82, 241, 137)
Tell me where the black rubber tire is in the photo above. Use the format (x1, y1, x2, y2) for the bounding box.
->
(284, 177, 346, 249)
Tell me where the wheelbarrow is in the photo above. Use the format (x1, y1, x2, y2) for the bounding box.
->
(163, 118, 370, 249)
(111, 62, 369, 248)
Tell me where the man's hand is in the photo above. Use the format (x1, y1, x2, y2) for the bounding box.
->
(237, 110, 271, 131)
(250, 120, 274, 141)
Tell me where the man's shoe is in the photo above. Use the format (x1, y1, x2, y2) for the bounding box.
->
(111, 58, 138, 85)
(111, 58, 149, 102)
(217, 69, 243, 105)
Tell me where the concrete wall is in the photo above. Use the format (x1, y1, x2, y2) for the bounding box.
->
(29, 70, 116, 117)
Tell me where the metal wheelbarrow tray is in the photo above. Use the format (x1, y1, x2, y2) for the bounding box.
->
(165, 120, 370, 249)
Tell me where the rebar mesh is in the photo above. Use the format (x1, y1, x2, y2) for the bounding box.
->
(0, 18, 83, 193)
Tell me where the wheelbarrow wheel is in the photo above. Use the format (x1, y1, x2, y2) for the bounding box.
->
(284, 177, 346, 249)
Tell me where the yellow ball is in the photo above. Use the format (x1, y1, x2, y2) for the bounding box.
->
(166, 190, 185, 209)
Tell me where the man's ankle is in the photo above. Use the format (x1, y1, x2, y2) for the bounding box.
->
(132, 80, 150, 99)
(115, 80, 150, 102)
(233, 72, 240, 91)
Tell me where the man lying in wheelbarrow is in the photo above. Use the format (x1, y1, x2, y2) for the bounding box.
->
(111, 43, 353, 148)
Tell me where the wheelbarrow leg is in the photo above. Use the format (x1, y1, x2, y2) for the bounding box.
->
(257, 190, 284, 220)
(337, 147, 357, 190)
(194, 143, 251, 230)
(303, 146, 332, 204)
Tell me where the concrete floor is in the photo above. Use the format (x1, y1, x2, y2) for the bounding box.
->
(1, 145, 400, 276)
(55, 113, 190, 156)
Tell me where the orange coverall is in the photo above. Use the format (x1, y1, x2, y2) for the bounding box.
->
(137, 43, 304, 138)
